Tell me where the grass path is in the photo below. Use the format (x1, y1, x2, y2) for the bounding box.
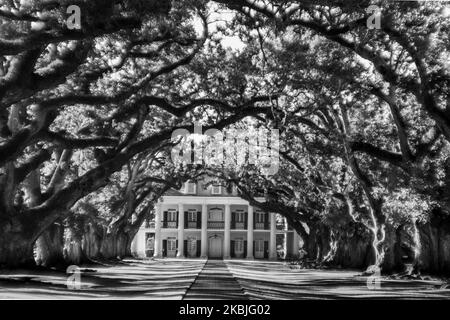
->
(183, 260, 247, 300)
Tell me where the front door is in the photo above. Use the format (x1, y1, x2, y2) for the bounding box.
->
(167, 238, 177, 257)
(234, 239, 244, 258)
(145, 234, 154, 257)
(187, 237, 197, 258)
(255, 240, 264, 259)
(208, 236, 223, 258)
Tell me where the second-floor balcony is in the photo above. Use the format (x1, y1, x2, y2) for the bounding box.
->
(163, 221, 178, 228)
(255, 222, 269, 230)
(208, 221, 224, 229)
(233, 222, 246, 230)
(187, 221, 198, 229)
(157, 220, 271, 230)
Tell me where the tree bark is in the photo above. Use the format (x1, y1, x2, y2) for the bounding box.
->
(100, 230, 133, 259)
(63, 227, 86, 265)
(0, 217, 36, 267)
(34, 222, 65, 268)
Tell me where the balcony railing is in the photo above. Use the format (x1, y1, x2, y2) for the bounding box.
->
(234, 222, 245, 230)
(255, 222, 269, 230)
(187, 221, 198, 229)
(163, 221, 177, 228)
(157, 220, 272, 230)
(208, 221, 224, 229)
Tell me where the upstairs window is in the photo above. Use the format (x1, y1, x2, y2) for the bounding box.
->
(167, 209, 177, 222)
(188, 210, 197, 222)
(208, 208, 223, 221)
(211, 184, 222, 195)
(235, 210, 245, 223)
(185, 181, 196, 194)
(256, 211, 265, 223)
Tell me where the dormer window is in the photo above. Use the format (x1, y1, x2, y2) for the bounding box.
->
(185, 181, 196, 194)
(211, 184, 222, 195)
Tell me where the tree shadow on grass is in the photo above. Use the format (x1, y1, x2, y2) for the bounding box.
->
(0, 259, 206, 299)
(226, 260, 450, 300)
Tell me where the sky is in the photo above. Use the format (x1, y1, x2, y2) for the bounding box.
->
(193, 4, 246, 52)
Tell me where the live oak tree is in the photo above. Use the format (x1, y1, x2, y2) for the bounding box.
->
(0, 0, 195, 267)
(208, 0, 449, 272)
(1, 0, 449, 275)
(0, 0, 283, 268)
(35, 148, 194, 266)
(0, 1, 235, 267)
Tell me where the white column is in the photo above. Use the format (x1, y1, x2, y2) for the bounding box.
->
(201, 203, 208, 258)
(137, 229, 146, 257)
(292, 231, 300, 258)
(246, 205, 254, 259)
(131, 228, 144, 257)
(224, 204, 231, 259)
(153, 203, 162, 258)
(177, 203, 185, 258)
(269, 212, 277, 260)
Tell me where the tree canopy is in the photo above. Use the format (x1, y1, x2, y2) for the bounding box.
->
(0, 0, 449, 273)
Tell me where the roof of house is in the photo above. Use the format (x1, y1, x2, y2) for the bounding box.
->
(164, 188, 185, 196)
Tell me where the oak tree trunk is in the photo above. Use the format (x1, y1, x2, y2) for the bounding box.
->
(0, 217, 36, 267)
(34, 222, 65, 268)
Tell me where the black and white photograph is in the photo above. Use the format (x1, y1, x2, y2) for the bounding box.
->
(0, 0, 450, 307)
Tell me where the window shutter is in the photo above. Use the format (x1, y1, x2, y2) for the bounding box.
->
(184, 240, 188, 257)
(264, 241, 269, 259)
(230, 240, 235, 258)
(176, 211, 179, 228)
(244, 241, 247, 257)
(184, 211, 188, 228)
(231, 212, 235, 229)
(264, 212, 269, 229)
(253, 241, 256, 257)
(197, 212, 201, 229)
(162, 240, 167, 257)
(163, 211, 168, 228)
(244, 212, 248, 230)
(196, 240, 201, 257)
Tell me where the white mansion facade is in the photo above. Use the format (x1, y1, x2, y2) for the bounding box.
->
(131, 180, 301, 260)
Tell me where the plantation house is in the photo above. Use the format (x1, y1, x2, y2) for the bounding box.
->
(131, 179, 301, 259)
